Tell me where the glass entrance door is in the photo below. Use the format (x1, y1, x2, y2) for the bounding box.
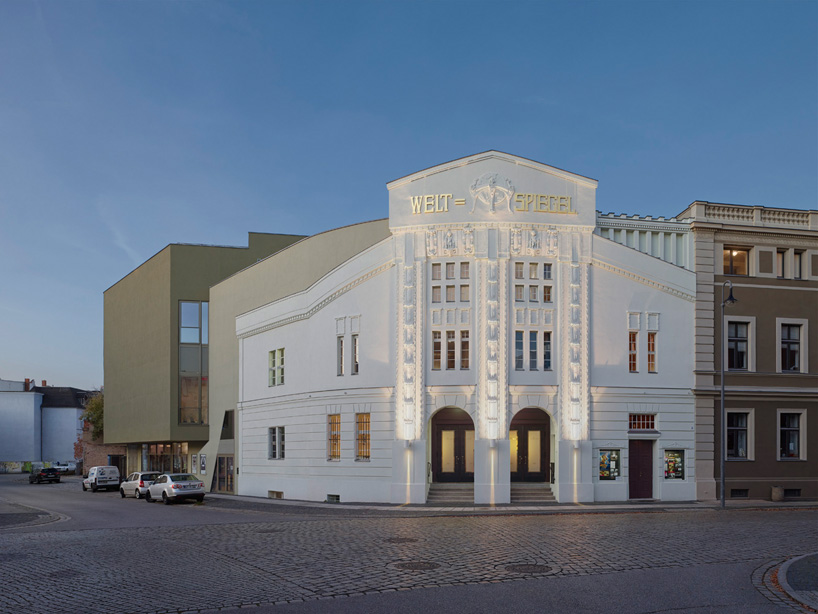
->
(510, 427, 547, 482)
(435, 426, 474, 482)
(215, 455, 234, 493)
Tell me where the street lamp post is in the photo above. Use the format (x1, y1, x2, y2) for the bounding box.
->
(720, 280, 737, 509)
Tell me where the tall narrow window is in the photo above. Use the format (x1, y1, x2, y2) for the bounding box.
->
(337, 336, 344, 376)
(515, 285, 524, 302)
(628, 331, 638, 373)
(779, 413, 801, 459)
(355, 413, 370, 461)
(432, 286, 441, 303)
(777, 250, 786, 278)
(446, 262, 455, 279)
(446, 285, 455, 302)
(180, 301, 208, 425)
(727, 322, 748, 370)
(515, 331, 524, 370)
(460, 331, 470, 369)
(781, 325, 801, 372)
(268, 427, 285, 459)
(432, 263, 441, 280)
(328, 415, 341, 460)
(529, 331, 538, 370)
(727, 413, 748, 459)
(543, 264, 552, 280)
(446, 331, 456, 370)
(543, 286, 552, 303)
(460, 262, 470, 279)
(647, 332, 657, 373)
(543, 332, 552, 370)
(529, 286, 538, 302)
(529, 263, 538, 279)
(268, 348, 285, 386)
(460, 284, 470, 302)
(794, 251, 803, 279)
(515, 262, 524, 279)
(432, 331, 441, 370)
(351, 334, 359, 375)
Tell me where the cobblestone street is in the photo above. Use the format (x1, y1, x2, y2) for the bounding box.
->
(1, 480, 816, 614)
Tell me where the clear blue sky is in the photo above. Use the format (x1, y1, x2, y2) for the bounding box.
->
(1, 1, 815, 390)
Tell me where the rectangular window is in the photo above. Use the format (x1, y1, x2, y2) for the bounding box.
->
(351, 334, 359, 375)
(664, 450, 685, 479)
(515, 331, 524, 370)
(355, 413, 370, 461)
(529, 331, 537, 370)
(432, 286, 441, 303)
(628, 331, 638, 373)
(781, 324, 801, 372)
(777, 250, 786, 278)
(268, 427, 285, 460)
(460, 262, 470, 279)
(515, 285, 524, 302)
(460, 284, 469, 302)
(543, 263, 552, 280)
(727, 322, 748, 370)
(515, 262, 524, 279)
(328, 415, 341, 461)
(647, 332, 657, 373)
(543, 331, 552, 370)
(629, 414, 655, 430)
(779, 413, 802, 459)
(543, 286, 552, 303)
(528, 285, 538, 302)
(268, 348, 285, 386)
(723, 248, 749, 275)
(460, 331, 470, 369)
(432, 263, 441, 280)
(529, 263, 538, 279)
(599, 449, 620, 480)
(446, 331, 456, 370)
(432, 331, 441, 370)
(337, 337, 344, 376)
(727, 412, 748, 459)
(446, 262, 455, 279)
(794, 251, 803, 279)
(179, 301, 208, 425)
(446, 285, 455, 302)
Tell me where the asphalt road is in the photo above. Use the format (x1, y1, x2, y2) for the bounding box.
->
(0, 474, 815, 614)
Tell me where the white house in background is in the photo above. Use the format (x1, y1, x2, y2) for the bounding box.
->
(225, 151, 697, 504)
(0, 378, 90, 469)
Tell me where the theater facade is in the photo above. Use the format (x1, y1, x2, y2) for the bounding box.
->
(226, 152, 699, 504)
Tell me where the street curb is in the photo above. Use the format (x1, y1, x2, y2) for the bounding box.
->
(779, 553, 818, 612)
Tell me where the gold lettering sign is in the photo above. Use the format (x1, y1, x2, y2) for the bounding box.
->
(410, 193, 576, 215)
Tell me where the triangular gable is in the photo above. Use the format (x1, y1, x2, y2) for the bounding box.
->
(388, 151, 598, 230)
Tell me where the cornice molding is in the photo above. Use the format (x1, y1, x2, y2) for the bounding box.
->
(237, 261, 395, 339)
(597, 220, 690, 233)
(592, 259, 695, 302)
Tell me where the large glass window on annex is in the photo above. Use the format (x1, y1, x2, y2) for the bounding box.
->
(723, 248, 749, 276)
(179, 301, 208, 425)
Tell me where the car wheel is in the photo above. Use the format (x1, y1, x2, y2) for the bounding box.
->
(162, 492, 171, 505)
(82, 482, 87, 491)
(55, 479, 60, 483)
(145, 491, 152, 502)
(134, 489, 141, 500)
(196, 495, 204, 503)
(91, 484, 97, 492)
(120, 488, 126, 498)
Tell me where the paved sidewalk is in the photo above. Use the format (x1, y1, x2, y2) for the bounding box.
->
(780, 553, 818, 612)
(0, 501, 59, 529)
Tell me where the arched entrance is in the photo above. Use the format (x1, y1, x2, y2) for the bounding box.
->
(509, 408, 550, 482)
(431, 407, 474, 483)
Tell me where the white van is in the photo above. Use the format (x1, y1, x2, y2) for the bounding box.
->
(82, 466, 121, 492)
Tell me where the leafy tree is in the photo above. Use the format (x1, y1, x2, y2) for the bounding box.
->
(82, 392, 104, 441)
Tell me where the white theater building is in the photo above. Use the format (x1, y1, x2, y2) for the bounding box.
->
(228, 152, 697, 504)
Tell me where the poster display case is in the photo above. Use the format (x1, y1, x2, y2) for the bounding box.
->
(599, 449, 620, 480)
(664, 450, 684, 479)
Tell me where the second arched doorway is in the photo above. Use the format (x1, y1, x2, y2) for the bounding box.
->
(431, 407, 474, 483)
(510, 407, 551, 482)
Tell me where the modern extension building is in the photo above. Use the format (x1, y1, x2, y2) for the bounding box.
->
(103, 233, 303, 483)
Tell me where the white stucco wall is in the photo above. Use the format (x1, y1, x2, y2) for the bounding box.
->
(42, 407, 83, 462)
(0, 392, 43, 461)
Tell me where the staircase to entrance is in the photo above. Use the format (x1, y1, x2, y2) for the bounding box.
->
(510, 483, 555, 504)
(426, 483, 474, 505)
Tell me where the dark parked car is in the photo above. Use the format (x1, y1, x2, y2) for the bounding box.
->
(29, 468, 61, 484)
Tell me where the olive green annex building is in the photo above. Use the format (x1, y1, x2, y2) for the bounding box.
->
(103, 233, 304, 483)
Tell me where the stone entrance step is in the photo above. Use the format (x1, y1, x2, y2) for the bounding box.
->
(426, 483, 474, 505)
(510, 484, 556, 504)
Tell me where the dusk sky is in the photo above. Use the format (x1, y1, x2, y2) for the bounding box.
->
(1, 1, 815, 390)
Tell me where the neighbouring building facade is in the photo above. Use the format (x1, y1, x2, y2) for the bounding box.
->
(103, 233, 303, 485)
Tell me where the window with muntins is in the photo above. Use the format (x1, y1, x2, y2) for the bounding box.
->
(723, 248, 749, 275)
(355, 413, 370, 461)
(268, 427, 285, 460)
(179, 301, 208, 425)
(432, 331, 441, 370)
(268, 348, 285, 386)
(515, 331, 524, 370)
(460, 331, 470, 369)
(781, 325, 801, 371)
(543, 331, 552, 370)
(628, 331, 638, 373)
(446, 331, 456, 369)
(728, 322, 748, 370)
(328, 415, 341, 460)
(529, 331, 537, 370)
(629, 414, 655, 430)
(337, 337, 344, 376)
(351, 334, 359, 375)
(647, 332, 657, 373)
(727, 413, 748, 459)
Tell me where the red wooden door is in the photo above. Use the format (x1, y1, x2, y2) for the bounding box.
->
(629, 440, 653, 499)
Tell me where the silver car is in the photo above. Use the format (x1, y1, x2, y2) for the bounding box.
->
(119, 472, 161, 499)
(145, 473, 205, 504)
